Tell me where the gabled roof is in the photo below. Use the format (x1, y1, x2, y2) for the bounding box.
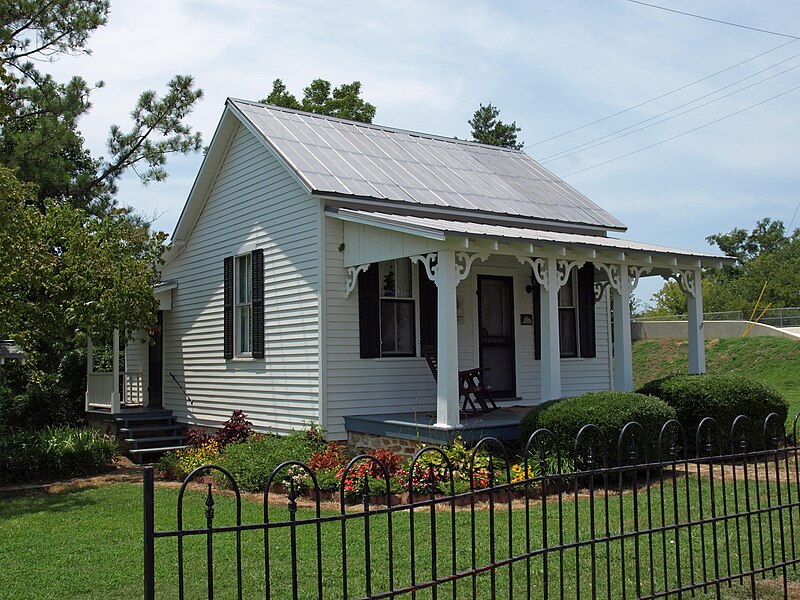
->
(226, 99, 626, 232)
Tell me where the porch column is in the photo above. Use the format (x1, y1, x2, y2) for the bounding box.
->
(540, 257, 562, 401)
(687, 269, 706, 374)
(435, 250, 460, 429)
(111, 328, 121, 413)
(613, 268, 633, 391)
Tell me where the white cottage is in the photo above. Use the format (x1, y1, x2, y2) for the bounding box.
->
(86, 100, 728, 450)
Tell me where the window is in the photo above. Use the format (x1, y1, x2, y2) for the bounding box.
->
(358, 259, 426, 358)
(235, 253, 253, 356)
(532, 262, 596, 360)
(223, 249, 264, 360)
(558, 274, 578, 358)
(379, 259, 416, 356)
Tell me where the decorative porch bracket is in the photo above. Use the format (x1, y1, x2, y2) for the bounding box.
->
(664, 268, 697, 297)
(516, 256, 549, 290)
(628, 265, 653, 292)
(455, 252, 489, 283)
(594, 281, 610, 302)
(345, 263, 372, 297)
(556, 259, 585, 288)
(410, 253, 438, 282)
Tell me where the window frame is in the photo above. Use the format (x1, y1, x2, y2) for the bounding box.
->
(558, 273, 580, 358)
(234, 252, 253, 357)
(377, 258, 417, 357)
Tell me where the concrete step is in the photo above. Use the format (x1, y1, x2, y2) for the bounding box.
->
(129, 445, 187, 464)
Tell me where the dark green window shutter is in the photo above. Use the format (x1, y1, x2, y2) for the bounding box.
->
(532, 281, 542, 361)
(223, 256, 234, 359)
(252, 249, 265, 359)
(358, 266, 380, 358)
(418, 262, 437, 350)
(578, 262, 597, 358)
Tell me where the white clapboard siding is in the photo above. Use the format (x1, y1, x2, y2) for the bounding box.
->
(161, 123, 320, 434)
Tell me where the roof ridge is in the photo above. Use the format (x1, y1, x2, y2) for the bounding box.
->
(227, 97, 526, 154)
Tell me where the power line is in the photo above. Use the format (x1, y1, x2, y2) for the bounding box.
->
(627, 0, 800, 40)
(531, 38, 798, 147)
(561, 83, 800, 177)
(788, 201, 800, 232)
(539, 58, 800, 164)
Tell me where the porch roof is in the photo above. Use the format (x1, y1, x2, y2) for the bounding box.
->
(328, 208, 733, 268)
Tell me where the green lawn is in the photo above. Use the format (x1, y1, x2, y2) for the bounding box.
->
(2, 478, 798, 599)
(633, 337, 800, 419)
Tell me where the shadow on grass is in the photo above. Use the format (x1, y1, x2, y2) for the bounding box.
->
(0, 484, 102, 521)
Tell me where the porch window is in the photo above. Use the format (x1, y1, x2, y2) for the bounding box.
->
(235, 253, 253, 356)
(558, 274, 578, 358)
(379, 259, 416, 356)
(533, 262, 596, 360)
(358, 259, 426, 358)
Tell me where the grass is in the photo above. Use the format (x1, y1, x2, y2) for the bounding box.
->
(633, 337, 800, 418)
(2, 476, 799, 599)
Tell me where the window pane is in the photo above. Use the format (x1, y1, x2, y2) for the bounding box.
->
(237, 305, 252, 354)
(558, 279, 574, 306)
(380, 300, 415, 355)
(237, 254, 251, 304)
(380, 261, 396, 297)
(559, 308, 577, 357)
(394, 259, 412, 298)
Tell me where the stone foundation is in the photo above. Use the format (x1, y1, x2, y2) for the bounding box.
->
(347, 431, 420, 457)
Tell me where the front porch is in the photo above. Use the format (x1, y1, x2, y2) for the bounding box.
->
(331, 207, 731, 436)
(84, 330, 148, 413)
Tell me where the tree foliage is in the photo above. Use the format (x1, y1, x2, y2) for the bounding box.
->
(262, 78, 376, 123)
(1, 2, 203, 211)
(0, 2, 202, 403)
(468, 103, 523, 150)
(0, 166, 166, 370)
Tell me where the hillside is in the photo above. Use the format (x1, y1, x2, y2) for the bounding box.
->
(632, 336, 800, 419)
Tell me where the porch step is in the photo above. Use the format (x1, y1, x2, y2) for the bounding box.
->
(113, 408, 185, 463)
(129, 445, 187, 462)
(118, 424, 183, 435)
(125, 435, 186, 450)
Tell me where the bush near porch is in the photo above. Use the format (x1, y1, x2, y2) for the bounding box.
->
(638, 374, 788, 448)
(520, 391, 677, 465)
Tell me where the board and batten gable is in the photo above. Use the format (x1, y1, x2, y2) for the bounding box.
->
(161, 121, 321, 433)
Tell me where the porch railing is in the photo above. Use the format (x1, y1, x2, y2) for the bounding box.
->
(85, 370, 144, 412)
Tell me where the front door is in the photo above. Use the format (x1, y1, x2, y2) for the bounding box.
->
(147, 311, 163, 408)
(478, 276, 516, 398)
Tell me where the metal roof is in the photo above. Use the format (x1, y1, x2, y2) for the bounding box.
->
(329, 208, 732, 265)
(228, 99, 627, 232)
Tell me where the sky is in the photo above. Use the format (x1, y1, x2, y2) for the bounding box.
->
(40, 0, 800, 303)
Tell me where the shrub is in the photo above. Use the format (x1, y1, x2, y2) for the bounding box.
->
(308, 441, 347, 472)
(215, 410, 253, 447)
(637, 374, 789, 450)
(369, 449, 403, 478)
(217, 428, 326, 493)
(0, 426, 118, 483)
(520, 391, 677, 465)
(184, 428, 211, 448)
(158, 438, 222, 481)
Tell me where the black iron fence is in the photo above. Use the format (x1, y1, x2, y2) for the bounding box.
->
(144, 414, 800, 599)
